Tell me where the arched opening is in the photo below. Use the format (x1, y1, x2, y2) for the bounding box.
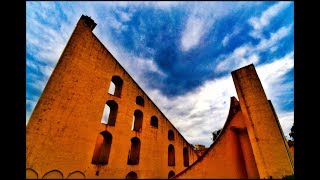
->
(126, 171, 138, 179)
(168, 144, 175, 166)
(67, 171, 85, 179)
(168, 171, 175, 179)
(42, 170, 63, 179)
(150, 116, 158, 128)
(92, 131, 112, 165)
(109, 76, 123, 98)
(168, 130, 174, 140)
(183, 147, 189, 167)
(128, 137, 141, 165)
(136, 96, 144, 107)
(26, 168, 38, 179)
(133, 110, 143, 132)
(101, 100, 118, 126)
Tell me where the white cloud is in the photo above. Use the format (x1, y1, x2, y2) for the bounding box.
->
(277, 112, 294, 140)
(116, 9, 132, 22)
(215, 24, 292, 73)
(256, 52, 294, 103)
(151, 1, 180, 10)
(222, 36, 229, 47)
(41, 66, 54, 78)
(215, 45, 259, 73)
(26, 96, 40, 124)
(27, 60, 54, 78)
(256, 24, 292, 51)
(26, 60, 38, 70)
(179, 2, 261, 52)
(29, 78, 47, 93)
(181, 15, 213, 52)
(109, 17, 128, 31)
(179, 2, 233, 52)
(135, 57, 167, 77)
(248, 2, 290, 39)
(270, 46, 278, 52)
(99, 1, 180, 10)
(27, 13, 73, 66)
(134, 1, 181, 11)
(222, 27, 240, 46)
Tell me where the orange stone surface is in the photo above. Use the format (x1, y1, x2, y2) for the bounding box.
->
(26, 15, 199, 179)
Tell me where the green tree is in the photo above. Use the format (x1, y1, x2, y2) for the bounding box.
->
(289, 123, 294, 141)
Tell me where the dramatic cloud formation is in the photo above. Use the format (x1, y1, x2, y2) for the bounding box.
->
(215, 24, 292, 73)
(26, 2, 294, 147)
(248, 2, 291, 39)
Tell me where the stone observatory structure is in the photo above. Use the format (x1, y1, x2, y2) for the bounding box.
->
(26, 15, 294, 179)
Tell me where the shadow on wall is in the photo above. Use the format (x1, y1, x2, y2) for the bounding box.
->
(92, 131, 113, 165)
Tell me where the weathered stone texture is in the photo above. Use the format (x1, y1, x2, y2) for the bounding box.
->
(26, 15, 198, 179)
(232, 65, 294, 178)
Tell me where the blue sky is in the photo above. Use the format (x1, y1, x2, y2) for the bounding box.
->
(26, 1, 294, 147)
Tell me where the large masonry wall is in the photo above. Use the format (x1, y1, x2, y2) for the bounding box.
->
(26, 16, 198, 179)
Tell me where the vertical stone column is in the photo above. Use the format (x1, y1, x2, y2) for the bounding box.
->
(231, 64, 293, 178)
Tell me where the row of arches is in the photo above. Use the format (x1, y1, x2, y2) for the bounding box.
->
(91, 131, 189, 167)
(106, 76, 182, 135)
(101, 100, 174, 138)
(91, 132, 141, 166)
(167, 145, 189, 167)
(26, 168, 174, 179)
(101, 100, 159, 130)
(26, 169, 85, 179)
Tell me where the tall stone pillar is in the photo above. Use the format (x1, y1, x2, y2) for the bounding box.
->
(231, 64, 293, 178)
